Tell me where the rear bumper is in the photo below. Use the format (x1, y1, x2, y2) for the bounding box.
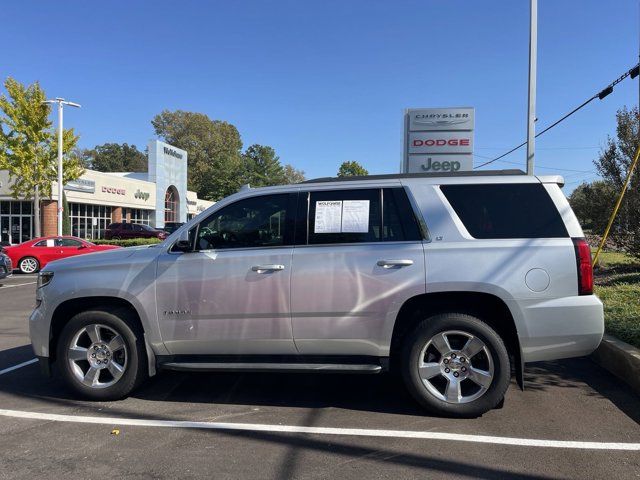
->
(517, 295, 604, 363)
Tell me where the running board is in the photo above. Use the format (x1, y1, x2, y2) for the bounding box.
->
(160, 362, 383, 374)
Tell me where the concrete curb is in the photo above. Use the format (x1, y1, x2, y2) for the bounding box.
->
(591, 334, 640, 395)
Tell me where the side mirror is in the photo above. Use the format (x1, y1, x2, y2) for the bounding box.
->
(78, 245, 87, 250)
(173, 230, 192, 252)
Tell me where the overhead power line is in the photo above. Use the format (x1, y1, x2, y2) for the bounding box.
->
(475, 63, 640, 169)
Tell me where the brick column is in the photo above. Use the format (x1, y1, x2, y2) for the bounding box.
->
(112, 207, 122, 224)
(41, 200, 58, 237)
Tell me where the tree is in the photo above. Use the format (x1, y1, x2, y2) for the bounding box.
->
(62, 192, 71, 236)
(241, 144, 287, 187)
(84, 143, 147, 172)
(568, 181, 617, 233)
(592, 106, 640, 256)
(283, 164, 306, 184)
(0, 77, 84, 237)
(337, 161, 368, 177)
(152, 110, 243, 201)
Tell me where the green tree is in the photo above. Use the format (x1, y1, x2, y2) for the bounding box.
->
(84, 143, 147, 172)
(592, 106, 640, 256)
(0, 78, 84, 237)
(283, 164, 306, 184)
(568, 181, 617, 233)
(62, 192, 71, 235)
(152, 110, 243, 201)
(337, 161, 368, 177)
(241, 144, 287, 187)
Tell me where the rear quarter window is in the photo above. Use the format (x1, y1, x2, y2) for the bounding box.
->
(440, 183, 568, 239)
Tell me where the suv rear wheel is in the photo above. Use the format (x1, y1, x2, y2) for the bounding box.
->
(56, 309, 147, 400)
(401, 313, 510, 417)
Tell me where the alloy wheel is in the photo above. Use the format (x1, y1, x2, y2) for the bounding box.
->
(417, 330, 494, 404)
(19, 257, 38, 274)
(67, 323, 128, 389)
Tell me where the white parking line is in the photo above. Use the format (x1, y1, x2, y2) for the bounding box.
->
(0, 358, 38, 375)
(0, 282, 36, 289)
(0, 407, 637, 450)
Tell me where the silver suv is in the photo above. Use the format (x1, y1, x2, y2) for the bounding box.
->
(29, 171, 604, 417)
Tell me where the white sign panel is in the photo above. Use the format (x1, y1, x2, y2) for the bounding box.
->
(409, 108, 474, 132)
(314, 201, 342, 233)
(341, 200, 370, 233)
(408, 131, 473, 154)
(407, 155, 474, 174)
(403, 107, 475, 173)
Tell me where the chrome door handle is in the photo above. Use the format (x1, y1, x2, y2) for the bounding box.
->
(251, 264, 285, 272)
(377, 259, 414, 268)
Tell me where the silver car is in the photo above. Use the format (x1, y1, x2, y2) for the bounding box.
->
(29, 171, 604, 417)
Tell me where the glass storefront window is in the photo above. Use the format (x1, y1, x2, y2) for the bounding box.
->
(69, 202, 113, 240)
(0, 200, 33, 244)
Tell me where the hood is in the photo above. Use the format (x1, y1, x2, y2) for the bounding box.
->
(44, 246, 144, 272)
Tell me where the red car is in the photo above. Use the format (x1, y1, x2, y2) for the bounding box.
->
(4, 236, 121, 274)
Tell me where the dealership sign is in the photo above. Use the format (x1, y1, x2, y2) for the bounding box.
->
(406, 155, 474, 174)
(403, 107, 474, 173)
(64, 178, 96, 193)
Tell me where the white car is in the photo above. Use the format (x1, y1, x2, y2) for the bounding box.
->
(29, 170, 603, 417)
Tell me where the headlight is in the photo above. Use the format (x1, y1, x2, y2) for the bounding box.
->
(37, 271, 54, 289)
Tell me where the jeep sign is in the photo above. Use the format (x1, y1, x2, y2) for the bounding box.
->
(406, 155, 474, 174)
(402, 107, 474, 173)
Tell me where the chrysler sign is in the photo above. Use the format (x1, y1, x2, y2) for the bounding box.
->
(409, 108, 474, 131)
(403, 107, 475, 173)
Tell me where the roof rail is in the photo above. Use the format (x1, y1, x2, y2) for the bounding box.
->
(301, 169, 526, 184)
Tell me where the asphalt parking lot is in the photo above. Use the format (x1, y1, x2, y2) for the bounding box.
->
(0, 275, 638, 479)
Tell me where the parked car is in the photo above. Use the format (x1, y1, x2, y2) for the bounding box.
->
(29, 171, 603, 417)
(4, 236, 120, 274)
(104, 223, 167, 241)
(0, 247, 12, 279)
(163, 222, 184, 234)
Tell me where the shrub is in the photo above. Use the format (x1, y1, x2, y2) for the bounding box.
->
(92, 238, 162, 247)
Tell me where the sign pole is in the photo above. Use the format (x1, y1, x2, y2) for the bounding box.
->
(526, 0, 538, 175)
(57, 100, 64, 236)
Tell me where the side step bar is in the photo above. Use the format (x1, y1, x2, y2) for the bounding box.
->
(160, 362, 383, 374)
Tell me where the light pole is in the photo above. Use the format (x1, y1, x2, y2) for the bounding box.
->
(526, 0, 538, 175)
(43, 98, 81, 236)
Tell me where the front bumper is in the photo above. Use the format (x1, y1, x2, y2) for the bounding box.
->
(517, 295, 604, 363)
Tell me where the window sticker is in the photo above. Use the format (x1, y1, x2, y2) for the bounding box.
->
(341, 200, 370, 233)
(46, 239, 55, 247)
(314, 201, 342, 233)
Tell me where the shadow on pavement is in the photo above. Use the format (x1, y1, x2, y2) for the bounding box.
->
(0, 345, 637, 425)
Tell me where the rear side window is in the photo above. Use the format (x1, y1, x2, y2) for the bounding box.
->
(304, 187, 422, 245)
(440, 183, 568, 239)
(308, 189, 381, 245)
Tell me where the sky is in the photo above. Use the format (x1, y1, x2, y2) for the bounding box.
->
(2, 0, 639, 192)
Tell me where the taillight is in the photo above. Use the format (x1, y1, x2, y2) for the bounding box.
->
(572, 238, 593, 295)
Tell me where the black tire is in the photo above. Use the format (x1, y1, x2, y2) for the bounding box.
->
(401, 313, 510, 418)
(56, 308, 148, 400)
(18, 256, 39, 274)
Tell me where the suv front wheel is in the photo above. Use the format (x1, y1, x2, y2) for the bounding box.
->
(56, 308, 147, 400)
(402, 313, 510, 417)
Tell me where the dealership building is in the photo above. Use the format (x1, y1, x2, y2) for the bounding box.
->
(0, 140, 214, 244)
